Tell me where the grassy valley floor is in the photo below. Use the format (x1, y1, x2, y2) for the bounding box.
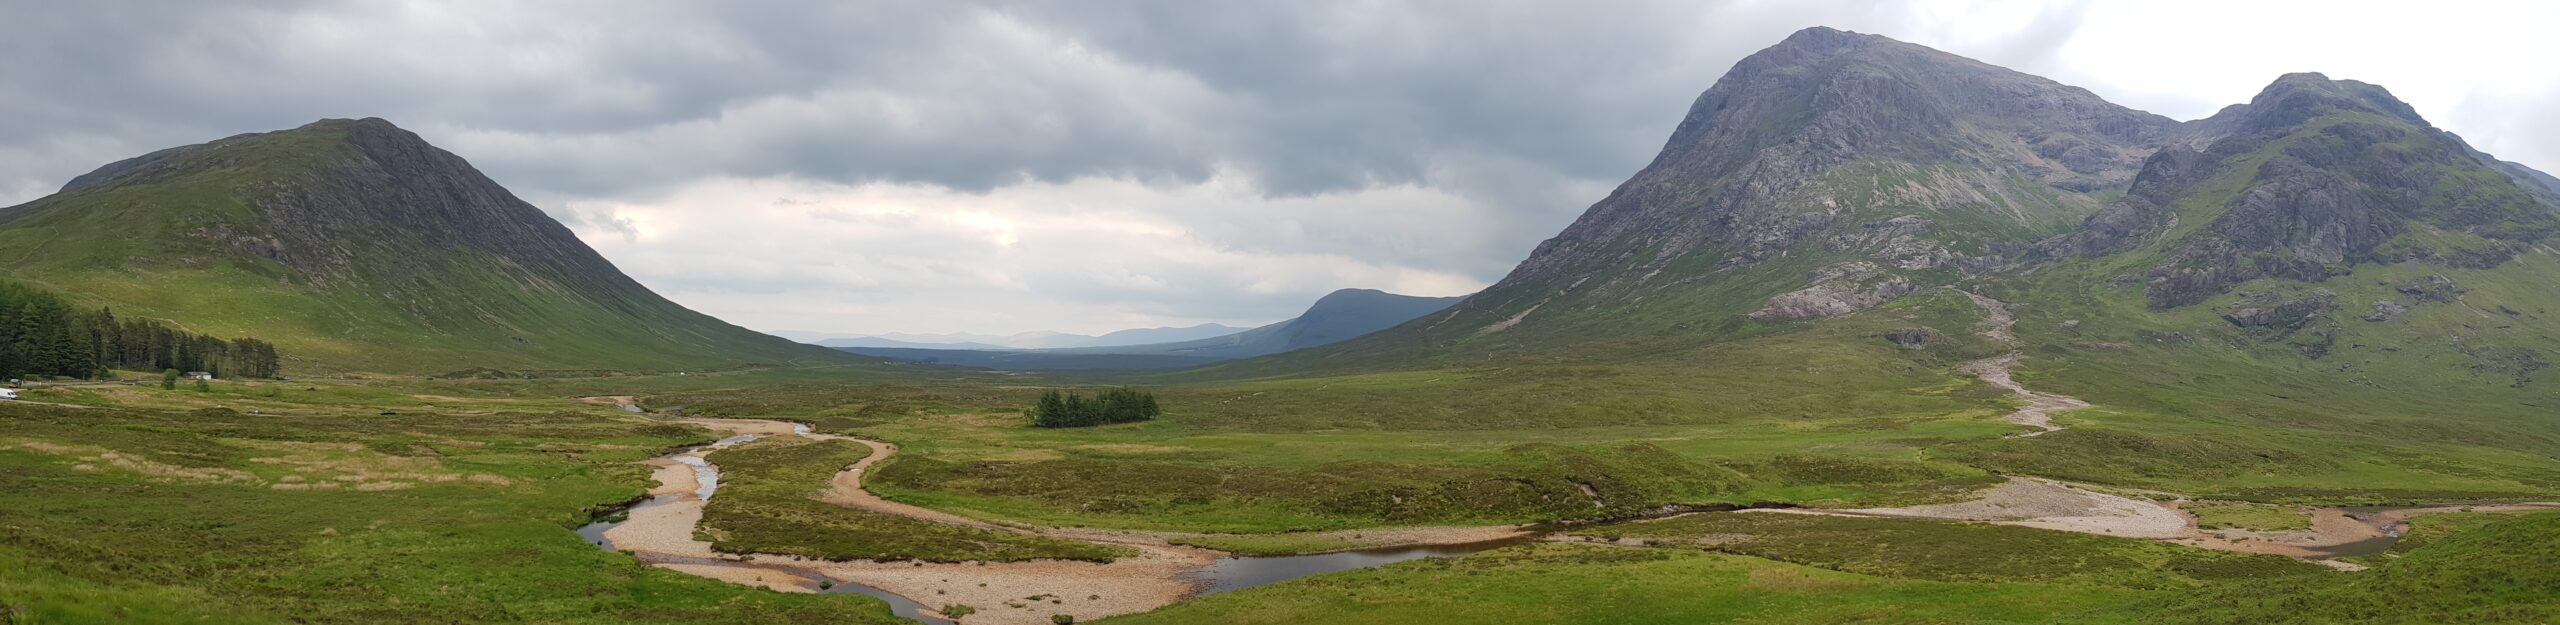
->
(5, 351, 2557, 624)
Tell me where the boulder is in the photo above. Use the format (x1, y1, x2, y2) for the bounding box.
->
(1884, 327, 1938, 349)
(2364, 300, 2409, 322)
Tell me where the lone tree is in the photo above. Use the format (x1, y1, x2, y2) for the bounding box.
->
(1026, 388, 1161, 428)
(161, 368, 179, 390)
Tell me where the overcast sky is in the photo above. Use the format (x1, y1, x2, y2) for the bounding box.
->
(8, 1, 2559, 337)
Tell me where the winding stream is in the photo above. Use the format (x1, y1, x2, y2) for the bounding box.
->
(576, 419, 1523, 625)
(577, 400, 2558, 622)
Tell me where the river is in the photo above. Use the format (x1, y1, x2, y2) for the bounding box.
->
(576, 420, 1524, 624)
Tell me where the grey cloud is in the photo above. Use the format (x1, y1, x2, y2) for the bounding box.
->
(10, 2, 2548, 334)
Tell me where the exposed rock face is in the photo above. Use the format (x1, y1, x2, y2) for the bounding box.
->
(2365, 300, 2410, 322)
(1234, 28, 2560, 375)
(1884, 327, 1939, 349)
(1499, 27, 2173, 295)
(2040, 74, 2559, 310)
(2220, 289, 2337, 332)
(2218, 288, 2341, 357)
(2395, 275, 2464, 302)
(1751, 262, 1917, 320)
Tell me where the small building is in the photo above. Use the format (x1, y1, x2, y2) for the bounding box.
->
(184, 372, 216, 381)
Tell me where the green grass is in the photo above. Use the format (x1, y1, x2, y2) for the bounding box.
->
(0, 401, 909, 624)
(1105, 512, 2560, 625)
(696, 436, 1131, 563)
(1585, 512, 2324, 588)
(1100, 542, 2163, 625)
(1952, 251, 2560, 502)
(2334, 508, 2538, 567)
(2186, 502, 2312, 531)
(2162, 511, 2560, 624)
(849, 400, 2012, 534)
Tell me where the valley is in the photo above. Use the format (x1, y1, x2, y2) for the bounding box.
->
(6, 18, 2560, 625)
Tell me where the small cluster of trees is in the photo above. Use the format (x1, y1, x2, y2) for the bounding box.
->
(1026, 388, 1160, 428)
(0, 281, 283, 380)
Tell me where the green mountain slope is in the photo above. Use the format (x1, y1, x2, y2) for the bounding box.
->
(0, 118, 866, 375)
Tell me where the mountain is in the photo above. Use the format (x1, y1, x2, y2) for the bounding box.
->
(808, 324, 1246, 350)
(1204, 28, 2560, 501)
(2039, 72, 2559, 308)
(1077, 323, 1249, 348)
(823, 347, 1224, 371)
(0, 118, 865, 374)
(817, 337, 1017, 350)
(1222, 27, 2182, 366)
(1106, 289, 1467, 360)
(838, 289, 1463, 370)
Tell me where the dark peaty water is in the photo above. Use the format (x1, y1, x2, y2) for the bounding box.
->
(1179, 538, 1532, 596)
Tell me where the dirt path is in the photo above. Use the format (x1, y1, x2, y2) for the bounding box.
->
(1958, 354, 2084, 436)
(1953, 290, 2081, 437)
(1957, 290, 2017, 344)
(1848, 293, 2461, 561)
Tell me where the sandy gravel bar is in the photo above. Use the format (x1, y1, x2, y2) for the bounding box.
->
(1843, 477, 2190, 538)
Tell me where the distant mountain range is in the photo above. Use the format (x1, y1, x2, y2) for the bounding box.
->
(803, 323, 1249, 351)
(837, 289, 1465, 370)
(0, 118, 868, 374)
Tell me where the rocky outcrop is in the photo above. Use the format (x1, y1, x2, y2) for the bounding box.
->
(2364, 300, 2409, 322)
(2219, 289, 2337, 333)
(1751, 262, 1915, 320)
(2395, 275, 2463, 302)
(2218, 288, 2340, 357)
(1826, 215, 2001, 272)
(1884, 327, 1939, 349)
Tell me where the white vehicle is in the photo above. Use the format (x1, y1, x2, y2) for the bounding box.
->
(0, 389, 18, 400)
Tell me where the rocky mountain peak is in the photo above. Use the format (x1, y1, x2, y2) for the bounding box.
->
(2233, 72, 2429, 133)
(1482, 28, 2174, 324)
(2043, 73, 2559, 309)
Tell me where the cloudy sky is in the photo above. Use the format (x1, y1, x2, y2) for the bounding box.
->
(8, 1, 2558, 337)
